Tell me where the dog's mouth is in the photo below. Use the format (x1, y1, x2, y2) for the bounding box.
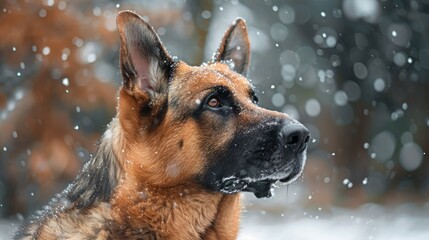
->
(217, 163, 303, 198)
(243, 176, 295, 198)
(244, 167, 299, 198)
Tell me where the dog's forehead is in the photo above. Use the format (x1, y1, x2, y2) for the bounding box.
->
(172, 62, 252, 96)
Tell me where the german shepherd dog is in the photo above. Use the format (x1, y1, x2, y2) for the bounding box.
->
(15, 11, 309, 239)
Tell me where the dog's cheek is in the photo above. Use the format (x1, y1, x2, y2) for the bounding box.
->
(195, 120, 241, 188)
(167, 118, 235, 186)
(156, 120, 207, 185)
(195, 112, 236, 148)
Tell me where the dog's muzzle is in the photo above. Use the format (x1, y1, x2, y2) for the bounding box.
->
(205, 118, 310, 198)
(242, 119, 310, 198)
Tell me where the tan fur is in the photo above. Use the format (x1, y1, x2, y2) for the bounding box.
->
(19, 203, 113, 240)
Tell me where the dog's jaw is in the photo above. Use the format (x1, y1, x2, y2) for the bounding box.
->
(216, 149, 307, 198)
(244, 151, 307, 198)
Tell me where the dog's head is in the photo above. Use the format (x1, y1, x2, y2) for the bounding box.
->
(115, 11, 309, 198)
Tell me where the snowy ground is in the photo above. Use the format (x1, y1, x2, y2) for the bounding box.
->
(1, 192, 429, 239)
(239, 203, 429, 240)
(238, 187, 429, 240)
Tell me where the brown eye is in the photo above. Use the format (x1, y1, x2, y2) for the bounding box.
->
(207, 96, 221, 108)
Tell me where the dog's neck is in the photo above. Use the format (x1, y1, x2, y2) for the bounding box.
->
(65, 118, 123, 209)
(79, 117, 242, 239)
(111, 179, 241, 239)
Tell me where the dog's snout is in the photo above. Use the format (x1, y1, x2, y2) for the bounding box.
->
(281, 122, 310, 153)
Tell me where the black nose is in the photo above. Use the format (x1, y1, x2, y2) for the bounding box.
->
(281, 121, 310, 153)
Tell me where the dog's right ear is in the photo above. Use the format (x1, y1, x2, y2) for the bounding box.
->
(116, 11, 173, 97)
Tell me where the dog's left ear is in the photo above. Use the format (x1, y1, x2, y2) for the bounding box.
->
(116, 11, 173, 96)
(213, 18, 250, 76)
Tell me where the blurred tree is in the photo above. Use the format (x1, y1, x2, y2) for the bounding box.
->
(0, 0, 118, 216)
(0, 0, 214, 217)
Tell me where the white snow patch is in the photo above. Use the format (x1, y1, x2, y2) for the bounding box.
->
(239, 204, 429, 240)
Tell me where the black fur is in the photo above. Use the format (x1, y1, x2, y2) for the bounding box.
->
(199, 118, 307, 198)
(67, 138, 122, 209)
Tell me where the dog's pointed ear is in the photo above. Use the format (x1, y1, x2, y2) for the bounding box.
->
(116, 11, 173, 96)
(213, 18, 250, 76)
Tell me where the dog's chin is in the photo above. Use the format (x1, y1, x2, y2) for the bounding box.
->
(213, 148, 308, 198)
(217, 162, 304, 199)
(242, 168, 302, 198)
(242, 180, 275, 198)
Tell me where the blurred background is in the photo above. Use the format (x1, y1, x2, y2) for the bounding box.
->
(0, 0, 428, 239)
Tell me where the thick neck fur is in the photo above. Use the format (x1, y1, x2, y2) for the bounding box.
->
(68, 115, 241, 239)
(112, 181, 240, 239)
(66, 118, 123, 208)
